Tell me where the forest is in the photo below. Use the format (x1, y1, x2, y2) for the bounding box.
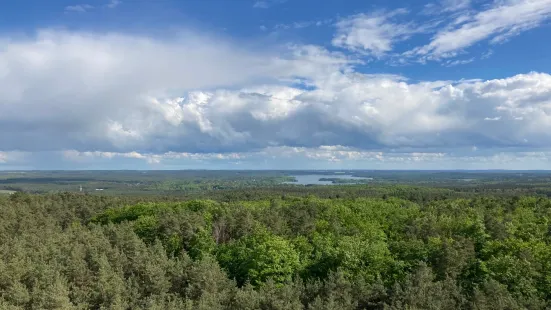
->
(2, 178, 551, 309)
(4, 170, 551, 196)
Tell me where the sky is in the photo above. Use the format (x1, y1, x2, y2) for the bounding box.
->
(1, 0, 551, 170)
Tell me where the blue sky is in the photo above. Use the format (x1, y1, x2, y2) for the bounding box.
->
(1, 0, 551, 169)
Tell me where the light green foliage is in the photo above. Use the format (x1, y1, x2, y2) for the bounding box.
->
(218, 229, 301, 286)
(188, 229, 217, 259)
(133, 215, 159, 243)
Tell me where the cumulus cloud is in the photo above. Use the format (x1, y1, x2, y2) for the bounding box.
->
(414, 0, 551, 58)
(104, 71, 551, 156)
(0, 29, 327, 153)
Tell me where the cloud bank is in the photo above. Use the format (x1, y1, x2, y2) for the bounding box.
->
(0, 13, 550, 169)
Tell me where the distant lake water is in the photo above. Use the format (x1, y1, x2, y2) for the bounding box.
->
(283, 174, 371, 185)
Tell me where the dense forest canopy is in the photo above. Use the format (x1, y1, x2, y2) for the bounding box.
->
(2, 182, 551, 309)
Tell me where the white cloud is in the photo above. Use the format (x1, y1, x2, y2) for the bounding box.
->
(414, 0, 551, 58)
(131, 71, 551, 154)
(481, 49, 494, 59)
(105, 0, 121, 9)
(0, 29, 327, 153)
(58, 147, 447, 166)
(64, 4, 94, 13)
(253, 1, 269, 8)
(253, 0, 286, 9)
(274, 19, 333, 31)
(444, 57, 475, 66)
(64, 150, 160, 164)
(332, 9, 424, 57)
(0, 151, 26, 164)
(23, 147, 551, 169)
(423, 0, 471, 15)
(2, 29, 551, 168)
(64, 149, 247, 163)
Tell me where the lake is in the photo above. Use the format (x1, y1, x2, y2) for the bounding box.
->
(283, 174, 372, 185)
